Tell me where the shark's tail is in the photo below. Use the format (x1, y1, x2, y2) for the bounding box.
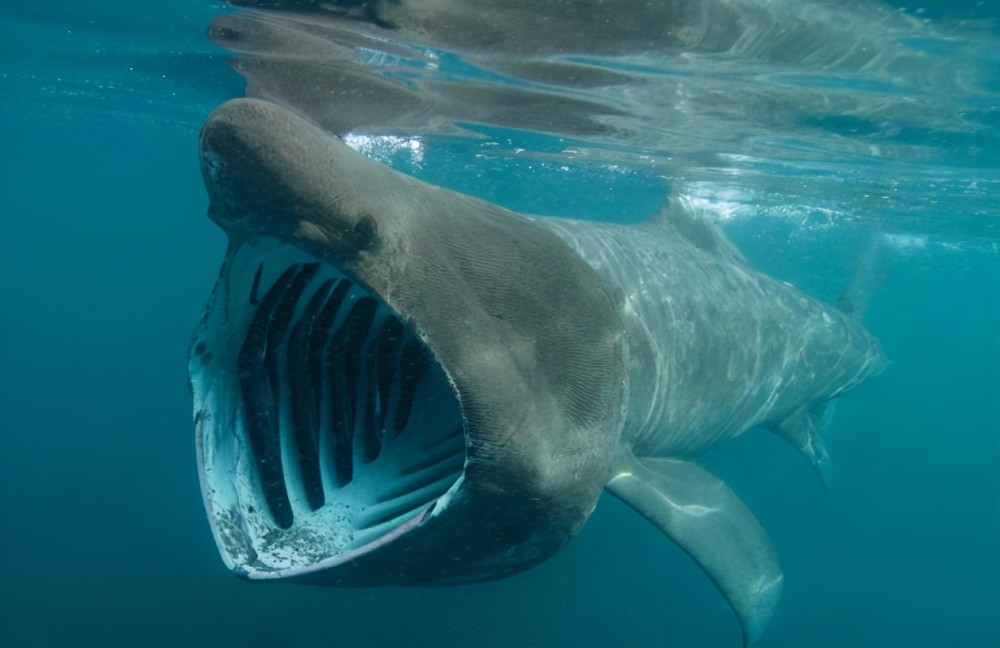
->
(836, 233, 891, 320)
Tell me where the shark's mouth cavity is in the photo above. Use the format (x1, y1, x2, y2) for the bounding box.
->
(190, 238, 466, 578)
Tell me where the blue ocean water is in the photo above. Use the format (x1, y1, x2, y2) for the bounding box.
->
(1, 1, 998, 647)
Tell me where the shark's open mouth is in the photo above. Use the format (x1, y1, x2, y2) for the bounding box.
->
(190, 237, 467, 578)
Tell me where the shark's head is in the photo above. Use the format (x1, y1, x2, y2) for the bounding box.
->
(191, 98, 626, 585)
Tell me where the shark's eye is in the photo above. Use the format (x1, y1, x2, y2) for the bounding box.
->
(351, 214, 378, 250)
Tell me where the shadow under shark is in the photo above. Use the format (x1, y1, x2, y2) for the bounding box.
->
(190, 98, 885, 646)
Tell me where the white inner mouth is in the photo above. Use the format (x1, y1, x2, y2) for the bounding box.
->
(190, 238, 466, 577)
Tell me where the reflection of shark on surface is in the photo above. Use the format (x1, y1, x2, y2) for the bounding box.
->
(208, 0, 960, 156)
(190, 96, 886, 645)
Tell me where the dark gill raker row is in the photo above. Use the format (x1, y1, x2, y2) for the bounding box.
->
(286, 278, 336, 511)
(379, 433, 466, 501)
(248, 261, 265, 306)
(375, 317, 405, 434)
(397, 427, 466, 477)
(326, 296, 378, 487)
(308, 279, 352, 496)
(266, 264, 322, 524)
(355, 469, 460, 530)
(235, 261, 463, 532)
(395, 339, 429, 435)
(236, 264, 309, 530)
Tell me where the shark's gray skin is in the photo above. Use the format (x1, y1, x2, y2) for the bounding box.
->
(191, 98, 885, 646)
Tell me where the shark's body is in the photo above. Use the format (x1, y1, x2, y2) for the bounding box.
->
(545, 215, 880, 460)
(191, 99, 885, 646)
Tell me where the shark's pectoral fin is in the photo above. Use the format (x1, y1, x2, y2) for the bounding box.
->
(606, 453, 783, 647)
(769, 404, 834, 488)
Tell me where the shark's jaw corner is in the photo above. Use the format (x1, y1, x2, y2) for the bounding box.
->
(190, 238, 469, 582)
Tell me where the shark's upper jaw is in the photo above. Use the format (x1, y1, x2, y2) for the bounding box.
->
(190, 237, 468, 580)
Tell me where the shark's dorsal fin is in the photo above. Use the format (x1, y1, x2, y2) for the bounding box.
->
(651, 197, 746, 265)
(836, 233, 890, 320)
(606, 452, 783, 647)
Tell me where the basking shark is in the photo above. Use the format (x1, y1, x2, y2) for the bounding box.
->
(190, 98, 885, 645)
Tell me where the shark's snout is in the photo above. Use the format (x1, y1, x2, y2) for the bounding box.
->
(199, 99, 385, 258)
(199, 101, 289, 233)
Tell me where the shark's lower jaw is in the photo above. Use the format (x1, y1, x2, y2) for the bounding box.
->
(190, 237, 467, 580)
